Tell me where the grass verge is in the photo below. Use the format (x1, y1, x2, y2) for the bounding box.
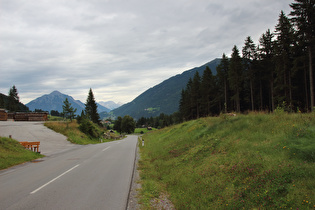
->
(0, 137, 44, 170)
(44, 120, 111, 145)
(138, 112, 315, 209)
(134, 128, 157, 135)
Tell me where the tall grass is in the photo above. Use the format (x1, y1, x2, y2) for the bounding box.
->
(0, 137, 44, 170)
(139, 112, 315, 209)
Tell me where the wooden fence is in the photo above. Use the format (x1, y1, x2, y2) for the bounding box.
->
(0, 110, 48, 121)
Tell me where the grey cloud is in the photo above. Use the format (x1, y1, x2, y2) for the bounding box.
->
(0, 0, 291, 104)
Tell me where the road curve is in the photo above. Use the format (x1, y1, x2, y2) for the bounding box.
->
(0, 135, 138, 210)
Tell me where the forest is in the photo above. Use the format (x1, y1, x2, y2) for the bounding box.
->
(179, 0, 314, 121)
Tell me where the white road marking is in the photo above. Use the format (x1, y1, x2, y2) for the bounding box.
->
(102, 146, 111, 151)
(30, 164, 80, 194)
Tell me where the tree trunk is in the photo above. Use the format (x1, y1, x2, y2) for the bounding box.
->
(270, 80, 275, 112)
(260, 80, 263, 110)
(304, 62, 309, 111)
(224, 79, 227, 113)
(250, 79, 254, 111)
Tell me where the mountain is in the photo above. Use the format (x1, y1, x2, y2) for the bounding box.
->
(112, 58, 221, 119)
(26, 91, 110, 114)
(98, 101, 123, 110)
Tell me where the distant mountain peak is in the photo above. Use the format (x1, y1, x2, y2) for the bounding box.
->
(50, 90, 62, 95)
(98, 101, 123, 110)
(26, 91, 110, 114)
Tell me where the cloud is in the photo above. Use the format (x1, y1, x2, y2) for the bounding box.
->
(0, 0, 292, 104)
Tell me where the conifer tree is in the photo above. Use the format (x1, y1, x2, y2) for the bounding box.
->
(216, 54, 230, 113)
(85, 88, 100, 124)
(274, 11, 295, 109)
(61, 98, 77, 121)
(200, 66, 215, 116)
(242, 36, 257, 111)
(191, 72, 201, 119)
(229, 46, 243, 112)
(8, 85, 19, 112)
(259, 29, 275, 111)
(290, 0, 315, 111)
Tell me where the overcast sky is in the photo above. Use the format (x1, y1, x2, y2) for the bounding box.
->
(0, 0, 292, 104)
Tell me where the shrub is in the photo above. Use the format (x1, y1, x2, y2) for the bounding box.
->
(79, 118, 102, 138)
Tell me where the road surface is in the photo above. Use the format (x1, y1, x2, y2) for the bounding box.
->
(0, 121, 80, 156)
(0, 135, 138, 210)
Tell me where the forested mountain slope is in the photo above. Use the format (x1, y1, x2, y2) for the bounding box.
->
(112, 58, 221, 119)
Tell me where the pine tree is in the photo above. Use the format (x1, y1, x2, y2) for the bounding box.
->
(7, 85, 19, 112)
(216, 54, 230, 113)
(259, 29, 276, 111)
(229, 46, 243, 112)
(191, 72, 201, 119)
(274, 11, 295, 109)
(242, 36, 257, 111)
(290, 0, 315, 111)
(85, 88, 100, 124)
(61, 98, 77, 121)
(200, 66, 215, 116)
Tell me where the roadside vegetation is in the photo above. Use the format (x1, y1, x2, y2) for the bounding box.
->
(138, 112, 315, 209)
(0, 137, 44, 170)
(134, 128, 157, 135)
(44, 120, 113, 145)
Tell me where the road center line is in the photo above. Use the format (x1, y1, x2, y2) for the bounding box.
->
(102, 146, 111, 151)
(30, 164, 80, 194)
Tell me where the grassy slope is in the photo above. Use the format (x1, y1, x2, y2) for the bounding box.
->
(0, 137, 44, 170)
(139, 112, 315, 209)
(44, 120, 110, 145)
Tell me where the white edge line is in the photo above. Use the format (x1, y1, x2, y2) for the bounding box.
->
(30, 164, 80, 194)
(102, 146, 111, 151)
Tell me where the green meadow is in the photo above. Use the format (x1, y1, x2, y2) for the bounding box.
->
(139, 112, 315, 209)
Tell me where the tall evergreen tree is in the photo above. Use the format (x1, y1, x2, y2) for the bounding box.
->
(200, 66, 216, 116)
(274, 11, 295, 109)
(191, 72, 201, 119)
(85, 88, 100, 124)
(259, 29, 276, 111)
(242, 36, 257, 111)
(7, 85, 19, 112)
(290, 0, 315, 111)
(229, 45, 243, 112)
(216, 54, 230, 113)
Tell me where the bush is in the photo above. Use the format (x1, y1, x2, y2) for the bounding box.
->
(79, 118, 102, 138)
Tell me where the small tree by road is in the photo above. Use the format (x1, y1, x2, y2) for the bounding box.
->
(85, 88, 100, 125)
(61, 98, 77, 121)
(114, 115, 136, 134)
(121, 115, 136, 134)
(113, 116, 123, 134)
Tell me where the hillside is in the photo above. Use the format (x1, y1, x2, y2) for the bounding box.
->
(112, 58, 221, 119)
(139, 113, 315, 209)
(26, 91, 110, 114)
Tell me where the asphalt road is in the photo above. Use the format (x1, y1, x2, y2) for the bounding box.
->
(0, 135, 138, 210)
(0, 121, 80, 156)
